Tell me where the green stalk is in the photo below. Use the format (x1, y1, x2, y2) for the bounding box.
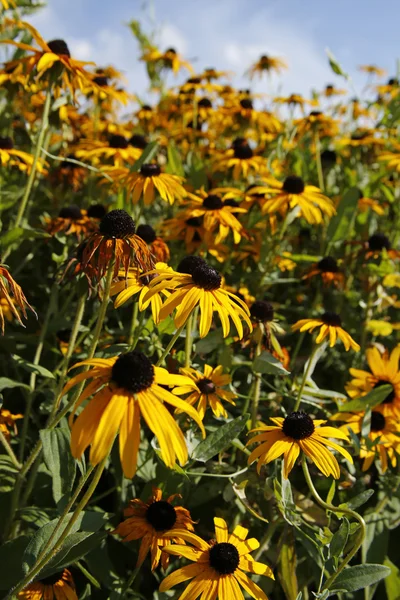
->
(128, 301, 139, 347)
(314, 130, 325, 192)
(293, 344, 319, 411)
(251, 333, 263, 428)
(0, 430, 21, 470)
(184, 312, 194, 368)
(302, 456, 366, 592)
(156, 323, 186, 367)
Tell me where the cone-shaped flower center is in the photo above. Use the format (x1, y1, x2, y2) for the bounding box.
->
(326, 84, 334, 92)
(192, 264, 222, 290)
(108, 134, 129, 149)
(197, 378, 216, 394)
(39, 572, 64, 585)
(321, 312, 342, 327)
(185, 217, 203, 227)
(317, 257, 339, 273)
(136, 224, 157, 244)
(111, 351, 154, 393)
(321, 149, 337, 166)
(99, 209, 136, 238)
(250, 300, 274, 322)
(140, 163, 161, 177)
(282, 411, 315, 440)
(309, 110, 322, 117)
(209, 542, 239, 574)
(93, 75, 109, 87)
(87, 204, 107, 219)
(59, 205, 82, 220)
(240, 98, 253, 110)
(368, 233, 391, 252)
(198, 97, 212, 108)
(374, 380, 395, 404)
(56, 329, 71, 343)
(47, 39, 70, 57)
(146, 500, 177, 531)
(203, 194, 224, 210)
(177, 255, 206, 274)
(283, 175, 305, 194)
(233, 143, 253, 159)
(370, 411, 386, 432)
(0, 136, 14, 150)
(130, 134, 148, 149)
(166, 47, 177, 55)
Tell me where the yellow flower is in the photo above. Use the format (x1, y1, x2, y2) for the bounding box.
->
(292, 312, 360, 352)
(248, 411, 352, 479)
(359, 64, 387, 77)
(144, 256, 252, 339)
(212, 139, 266, 180)
(366, 320, 400, 337)
(247, 54, 287, 78)
(113, 487, 195, 570)
(160, 517, 274, 600)
(44, 205, 96, 240)
(18, 569, 77, 600)
(62, 351, 205, 478)
(0, 265, 36, 334)
(0, 136, 47, 174)
(75, 135, 142, 167)
(0, 408, 23, 441)
(173, 364, 237, 419)
(379, 150, 400, 173)
(140, 46, 193, 75)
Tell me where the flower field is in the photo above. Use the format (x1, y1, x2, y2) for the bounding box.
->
(0, 3, 400, 599)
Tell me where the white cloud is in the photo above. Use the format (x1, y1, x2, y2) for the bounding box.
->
(158, 23, 188, 54)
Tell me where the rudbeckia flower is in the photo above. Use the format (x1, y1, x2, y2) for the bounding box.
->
(364, 232, 399, 260)
(62, 351, 205, 478)
(113, 487, 195, 570)
(81, 209, 154, 281)
(292, 312, 360, 351)
(141, 46, 193, 75)
(111, 263, 170, 324)
(250, 300, 285, 356)
(136, 224, 170, 263)
(0, 408, 23, 441)
(161, 214, 205, 254)
(248, 411, 353, 479)
(1, 21, 95, 93)
(75, 135, 142, 166)
(212, 138, 266, 180)
(18, 569, 77, 600)
(160, 517, 274, 600)
(253, 175, 335, 225)
(322, 84, 346, 97)
(144, 256, 252, 339)
(331, 408, 400, 473)
(173, 364, 237, 419)
(0, 136, 47, 174)
(0, 265, 36, 334)
(44, 205, 96, 240)
(359, 64, 387, 78)
(303, 256, 344, 288)
(379, 150, 400, 173)
(345, 345, 400, 417)
(247, 54, 287, 78)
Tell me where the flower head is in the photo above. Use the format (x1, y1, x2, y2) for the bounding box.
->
(0, 266, 36, 334)
(292, 312, 360, 351)
(17, 569, 77, 600)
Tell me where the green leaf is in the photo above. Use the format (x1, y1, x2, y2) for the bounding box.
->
(40, 428, 76, 503)
(12, 354, 55, 379)
(193, 414, 249, 463)
(253, 350, 290, 375)
(278, 534, 299, 600)
(330, 518, 349, 561)
(330, 564, 390, 592)
(41, 531, 106, 576)
(326, 48, 350, 79)
(195, 329, 224, 354)
(0, 536, 30, 589)
(326, 187, 361, 245)
(0, 377, 30, 392)
(0, 227, 50, 248)
(339, 385, 392, 412)
(339, 489, 374, 511)
(166, 141, 184, 177)
(130, 141, 159, 172)
(384, 557, 400, 600)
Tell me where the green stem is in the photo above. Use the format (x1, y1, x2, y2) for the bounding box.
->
(121, 566, 141, 597)
(0, 430, 21, 470)
(251, 334, 263, 428)
(8, 459, 106, 598)
(75, 561, 101, 589)
(293, 344, 319, 411)
(302, 456, 366, 593)
(184, 312, 194, 368)
(314, 130, 325, 192)
(128, 301, 139, 347)
(156, 323, 185, 367)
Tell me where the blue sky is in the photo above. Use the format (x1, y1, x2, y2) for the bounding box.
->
(28, 0, 399, 101)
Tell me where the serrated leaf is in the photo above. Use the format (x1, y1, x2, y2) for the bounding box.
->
(193, 414, 249, 463)
(330, 564, 390, 592)
(40, 429, 76, 503)
(339, 385, 392, 412)
(253, 350, 290, 375)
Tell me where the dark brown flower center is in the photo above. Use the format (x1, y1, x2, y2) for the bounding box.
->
(282, 411, 315, 440)
(283, 175, 305, 194)
(177, 255, 207, 274)
(321, 312, 342, 327)
(111, 351, 154, 393)
(47, 39, 70, 57)
(87, 204, 107, 219)
(0, 136, 14, 150)
(130, 134, 148, 149)
(373, 380, 395, 405)
(108, 135, 129, 149)
(136, 224, 157, 244)
(93, 75, 109, 87)
(166, 48, 177, 55)
(321, 149, 337, 167)
(370, 411, 386, 432)
(209, 542, 239, 574)
(58, 205, 82, 220)
(233, 144, 253, 160)
(185, 217, 203, 227)
(368, 233, 391, 252)
(99, 209, 136, 238)
(192, 264, 222, 290)
(140, 163, 161, 177)
(146, 500, 177, 531)
(240, 98, 253, 110)
(250, 300, 274, 322)
(317, 257, 338, 273)
(203, 194, 224, 210)
(197, 378, 216, 394)
(198, 97, 212, 108)
(56, 329, 71, 343)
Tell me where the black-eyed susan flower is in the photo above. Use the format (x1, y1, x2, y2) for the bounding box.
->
(0, 265, 36, 334)
(160, 516, 274, 599)
(161, 214, 205, 254)
(173, 364, 236, 419)
(136, 224, 170, 263)
(253, 175, 336, 225)
(303, 256, 344, 288)
(363, 232, 399, 261)
(44, 205, 96, 240)
(113, 487, 195, 570)
(379, 149, 400, 173)
(250, 300, 285, 356)
(212, 138, 266, 180)
(0, 136, 47, 174)
(345, 345, 400, 417)
(292, 312, 360, 351)
(0, 408, 23, 441)
(248, 411, 352, 478)
(144, 256, 252, 339)
(111, 263, 170, 325)
(322, 84, 346, 97)
(331, 408, 400, 473)
(359, 64, 387, 78)
(17, 569, 77, 600)
(81, 209, 154, 281)
(62, 351, 205, 478)
(247, 54, 287, 78)
(140, 46, 193, 75)
(75, 135, 142, 166)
